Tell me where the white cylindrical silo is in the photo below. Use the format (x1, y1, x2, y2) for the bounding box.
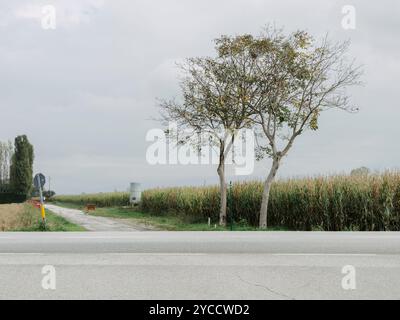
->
(130, 182, 142, 205)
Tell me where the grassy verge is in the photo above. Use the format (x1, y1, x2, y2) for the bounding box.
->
(51, 201, 286, 231)
(0, 203, 86, 232)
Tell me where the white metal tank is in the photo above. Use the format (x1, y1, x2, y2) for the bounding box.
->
(130, 182, 142, 205)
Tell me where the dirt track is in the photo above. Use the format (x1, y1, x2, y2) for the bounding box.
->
(46, 204, 153, 231)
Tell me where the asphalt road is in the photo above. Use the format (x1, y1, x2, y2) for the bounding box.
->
(0, 232, 399, 300)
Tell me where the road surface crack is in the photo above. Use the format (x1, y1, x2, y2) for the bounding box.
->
(236, 274, 295, 300)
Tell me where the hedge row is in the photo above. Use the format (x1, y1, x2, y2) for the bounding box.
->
(0, 184, 27, 204)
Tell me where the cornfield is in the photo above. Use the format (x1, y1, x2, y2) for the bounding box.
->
(53, 172, 400, 231)
(54, 192, 130, 208)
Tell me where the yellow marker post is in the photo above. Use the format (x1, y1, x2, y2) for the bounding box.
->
(34, 173, 47, 229)
(41, 204, 46, 220)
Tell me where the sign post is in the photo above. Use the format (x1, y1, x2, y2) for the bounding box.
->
(34, 173, 46, 228)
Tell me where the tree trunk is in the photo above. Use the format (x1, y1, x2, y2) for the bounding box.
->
(218, 162, 227, 226)
(259, 157, 280, 229)
(217, 143, 227, 227)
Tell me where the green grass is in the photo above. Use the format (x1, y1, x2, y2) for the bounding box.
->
(43, 210, 86, 231)
(13, 204, 86, 232)
(51, 201, 286, 231)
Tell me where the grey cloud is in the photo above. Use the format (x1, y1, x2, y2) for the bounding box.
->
(0, 0, 399, 194)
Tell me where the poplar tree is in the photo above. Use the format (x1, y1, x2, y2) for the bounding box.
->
(10, 135, 34, 201)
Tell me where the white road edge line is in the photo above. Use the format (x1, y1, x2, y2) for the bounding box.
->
(0, 253, 379, 257)
(0, 253, 208, 256)
(272, 253, 378, 257)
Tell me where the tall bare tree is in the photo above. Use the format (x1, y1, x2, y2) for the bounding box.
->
(0, 141, 13, 185)
(160, 38, 258, 226)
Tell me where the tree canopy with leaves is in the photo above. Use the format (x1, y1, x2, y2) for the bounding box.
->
(160, 38, 261, 226)
(218, 28, 362, 228)
(160, 26, 362, 228)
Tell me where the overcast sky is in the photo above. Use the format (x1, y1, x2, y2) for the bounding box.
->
(0, 0, 399, 194)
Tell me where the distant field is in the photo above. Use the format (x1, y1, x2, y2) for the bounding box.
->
(54, 192, 130, 207)
(0, 203, 85, 232)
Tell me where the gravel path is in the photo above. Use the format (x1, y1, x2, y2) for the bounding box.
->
(45, 204, 151, 231)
